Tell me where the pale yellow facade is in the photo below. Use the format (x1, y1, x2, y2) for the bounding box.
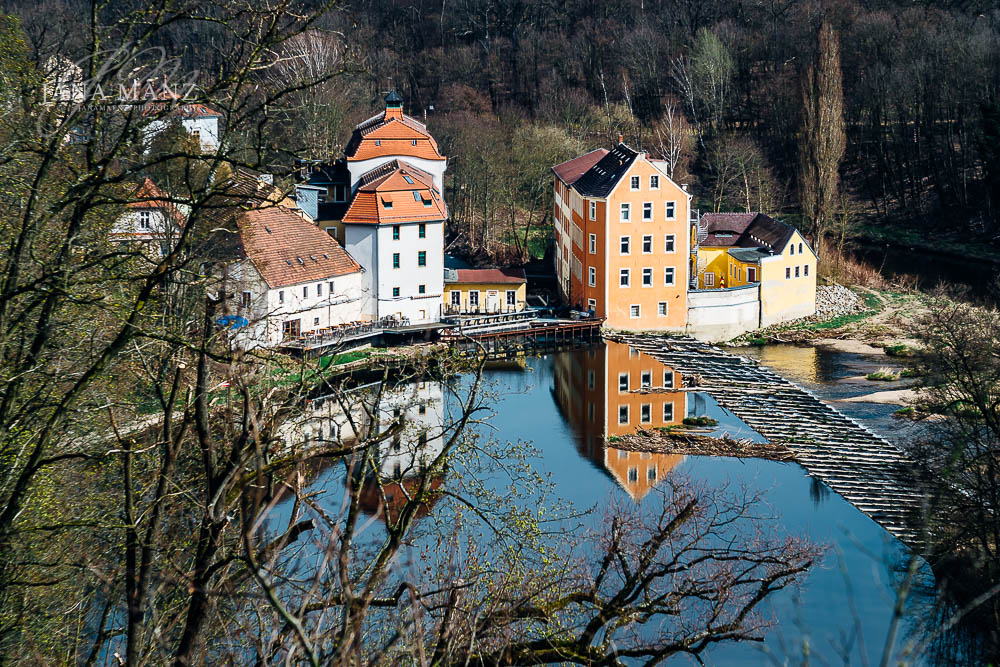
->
(757, 229, 816, 326)
(443, 281, 526, 314)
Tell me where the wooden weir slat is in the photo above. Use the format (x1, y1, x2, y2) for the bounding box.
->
(611, 334, 930, 550)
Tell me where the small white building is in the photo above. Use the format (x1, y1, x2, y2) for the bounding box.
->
(143, 102, 222, 153)
(109, 178, 187, 257)
(341, 161, 446, 324)
(222, 205, 374, 349)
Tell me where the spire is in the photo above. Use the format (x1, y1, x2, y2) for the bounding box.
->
(384, 89, 403, 121)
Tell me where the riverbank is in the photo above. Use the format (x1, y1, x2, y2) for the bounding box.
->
(730, 284, 931, 353)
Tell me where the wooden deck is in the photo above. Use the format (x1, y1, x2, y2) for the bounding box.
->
(442, 318, 603, 354)
(609, 334, 929, 549)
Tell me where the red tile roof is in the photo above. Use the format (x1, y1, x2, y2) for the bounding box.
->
(345, 110, 445, 162)
(341, 160, 447, 225)
(450, 268, 526, 284)
(552, 148, 610, 186)
(237, 206, 361, 288)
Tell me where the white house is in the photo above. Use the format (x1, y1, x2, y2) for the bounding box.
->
(222, 205, 374, 349)
(143, 102, 222, 153)
(109, 178, 187, 257)
(340, 161, 446, 323)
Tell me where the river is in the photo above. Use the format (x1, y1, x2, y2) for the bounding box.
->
(283, 340, 936, 664)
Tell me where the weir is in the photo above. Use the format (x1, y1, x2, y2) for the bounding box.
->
(608, 333, 929, 549)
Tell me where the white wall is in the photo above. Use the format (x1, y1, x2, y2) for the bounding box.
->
(345, 220, 444, 323)
(348, 156, 447, 193)
(180, 116, 220, 152)
(685, 284, 761, 342)
(143, 115, 220, 152)
(110, 208, 173, 240)
(226, 262, 375, 349)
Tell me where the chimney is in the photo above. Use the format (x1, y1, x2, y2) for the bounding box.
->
(617, 133, 624, 145)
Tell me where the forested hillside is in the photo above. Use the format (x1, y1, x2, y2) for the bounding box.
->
(6, 0, 999, 262)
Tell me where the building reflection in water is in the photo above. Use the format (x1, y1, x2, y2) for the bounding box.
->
(281, 381, 447, 523)
(553, 340, 687, 501)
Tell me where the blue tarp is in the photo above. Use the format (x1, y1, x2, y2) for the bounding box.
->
(216, 315, 249, 329)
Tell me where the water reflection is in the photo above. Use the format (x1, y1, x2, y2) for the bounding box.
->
(552, 341, 688, 501)
(285, 380, 448, 523)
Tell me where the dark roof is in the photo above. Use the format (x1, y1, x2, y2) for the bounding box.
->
(570, 143, 639, 197)
(699, 212, 800, 253)
(738, 214, 797, 252)
(727, 247, 771, 263)
(552, 149, 609, 186)
(303, 159, 350, 186)
(700, 212, 757, 246)
(384, 89, 404, 104)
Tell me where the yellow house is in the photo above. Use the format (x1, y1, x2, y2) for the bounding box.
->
(443, 268, 527, 315)
(695, 213, 816, 326)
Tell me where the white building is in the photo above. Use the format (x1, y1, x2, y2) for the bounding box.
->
(143, 102, 222, 153)
(109, 178, 187, 257)
(340, 161, 446, 323)
(295, 92, 449, 324)
(222, 205, 374, 349)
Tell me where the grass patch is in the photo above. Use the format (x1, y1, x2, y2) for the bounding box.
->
(884, 343, 914, 357)
(803, 311, 874, 331)
(900, 368, 922, 378)
(607, 435, 621, 443)
(866, 367, 900, 381)
(745, 337, 768, 346)
(893, 406, 916, 419)
(683, 416, 719, 427)
(318, 349, 371, 370)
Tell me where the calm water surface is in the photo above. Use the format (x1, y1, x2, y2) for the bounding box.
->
(472, 345, 926, 665)
(289, 341, 930, 664)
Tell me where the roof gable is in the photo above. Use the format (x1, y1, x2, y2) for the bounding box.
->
(700, 212, 806, 254)
(126, 177, 186, 227)
(571, 143, 639, 198)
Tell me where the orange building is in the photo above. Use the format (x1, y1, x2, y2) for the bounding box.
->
(552, 341, 686, 501)
(552, 142, 692, 331)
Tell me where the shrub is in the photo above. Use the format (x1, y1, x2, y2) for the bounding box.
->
(866, 368, 899, 381)
(884, 343, 914, 357)
(683, 416, 719, 427)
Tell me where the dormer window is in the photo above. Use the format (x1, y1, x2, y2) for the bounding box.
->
(375, 139, 381, 146)
(382, 197, 393, 209)
(403, 175, 414, 184)
(138, 210, 151, 229)
(412, 190, 420, 201)
(411, 139, 417, 146)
